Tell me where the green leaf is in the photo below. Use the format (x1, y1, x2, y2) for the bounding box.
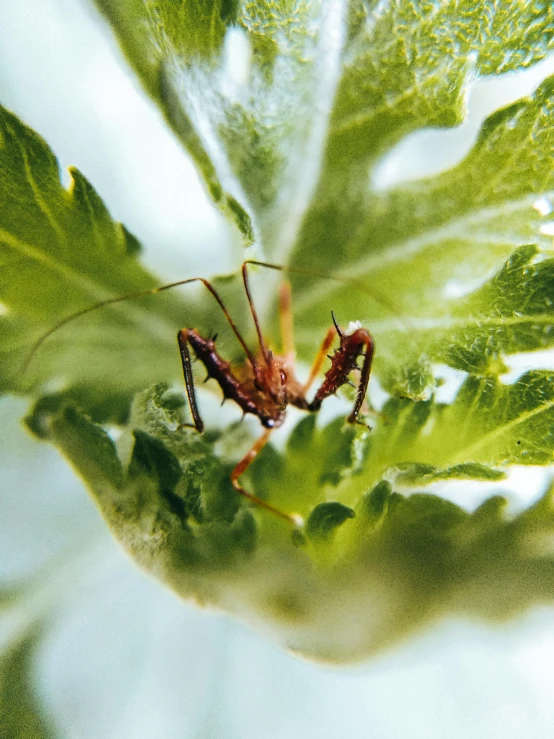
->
(381, 241, 554, 380)
(245, 371, 554, 525)
(292, 78, 554, 391)
(293, 7, 554, 269)
(438, 244, 554, 373)
(0, 104, 248, 419)
(93, 1, 554, 255)
(361, 480, 392, 528)
(24, 386, 554, 662)
(306, 502, 355, 542)
(89, 0, 346, 248)
(247, 414, 370, 515)
(390, 462, 506, 486)
(5, 1, 554, 667)
(70, 4, 554, 400)
(25, 387, 257, 575)
(364, 371, 554, 485)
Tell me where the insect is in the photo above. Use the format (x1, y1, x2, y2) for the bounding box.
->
(23, 260, 375, 526)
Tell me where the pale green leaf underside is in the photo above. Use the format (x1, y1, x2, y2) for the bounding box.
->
(2, 92, 554, 453)
(4, 82, 554, 406)
(21, 384, 554, 662)
(78, 2, 554, 391)
(0, 105, 217, 417)
(92, 0, 554, 256)
(294, 76, 554, 279)
(291, 78, 554, 390)
(2, 0, 554, 669)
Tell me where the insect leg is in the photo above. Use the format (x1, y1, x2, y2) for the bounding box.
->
(231, 429, 303, 526)
(243, 259, 404, 327)
(279, 280, 295, 360)
(347, 333, 375, 424)
(302, 326, 337, 394)
(307, 328, 375, 422)
(177, 329, 204, 433)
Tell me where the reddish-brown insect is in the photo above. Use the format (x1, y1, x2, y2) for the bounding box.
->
(24, 260, 375, 526)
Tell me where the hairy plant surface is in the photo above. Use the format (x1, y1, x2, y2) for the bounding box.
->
(2, 3, 554, 723)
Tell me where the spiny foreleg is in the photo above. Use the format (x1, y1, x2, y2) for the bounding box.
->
(307, 325, 374, 425)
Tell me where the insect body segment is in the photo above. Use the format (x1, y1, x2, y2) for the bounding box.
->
(178, 328, 288, 430)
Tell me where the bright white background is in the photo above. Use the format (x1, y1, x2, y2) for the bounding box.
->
(3, 2, 554, 737)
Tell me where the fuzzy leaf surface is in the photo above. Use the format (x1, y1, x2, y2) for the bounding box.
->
(87, 3, 554, 394)
(292, 79, 554, 394)
(92, 0, 554, 257)
(3, 0, 554, 671)
(19, 384, 554, 662)
(0, 105, 242, 420)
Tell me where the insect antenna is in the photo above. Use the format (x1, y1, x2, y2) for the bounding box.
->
(330, 311, 343, 338)
(244, 259, 409, 329)
(21, 275, 259, 378)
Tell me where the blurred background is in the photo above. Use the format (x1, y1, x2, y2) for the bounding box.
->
(3, 1, 554, 737)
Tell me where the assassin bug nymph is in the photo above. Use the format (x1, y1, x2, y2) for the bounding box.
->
(24, 260, 375, 527)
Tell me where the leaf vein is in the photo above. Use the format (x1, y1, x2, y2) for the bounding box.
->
(450, 395, 554, 464)
(8, 121, 68, 249)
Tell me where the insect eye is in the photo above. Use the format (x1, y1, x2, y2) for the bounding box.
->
(280, 370, 287, 383)
(253, 379, 262, 391)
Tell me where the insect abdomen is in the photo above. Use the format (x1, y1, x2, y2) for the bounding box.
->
(186, 330, 283, 428)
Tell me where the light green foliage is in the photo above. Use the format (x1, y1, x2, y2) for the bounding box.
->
(306, 502, 356, 542)
(94, 0, 554, 397)
(18, 385, 554, 662)
(92, 0, 554, 255)
(3, 0, 554, 667)
(293, 79, 554, 394)
(369, 371, 554, 473)
(0, 105, 184, 419)
(0, 104, 248, 421)
(294, 3, 554, 273)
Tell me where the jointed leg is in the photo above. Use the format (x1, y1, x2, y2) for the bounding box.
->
(231, 430, 303, 526)
(347, 333, 374, 424)
(242, 260, 296, 362)
(279, 281, 295, 360)
(307, 328, 374, 425)
(177, 328, 204, 433)
(302, 326, 337, 394)
(241, 261, 270, 364)
(177, 329, 205, 432)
